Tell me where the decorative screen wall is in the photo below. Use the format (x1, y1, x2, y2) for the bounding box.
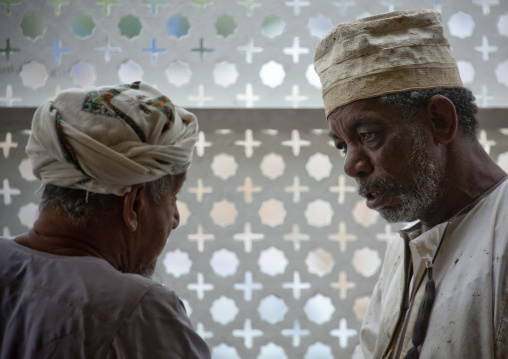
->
(2, 108, 508, 358)
(2, 0, 508, 358)
(1, 0, 508, 108)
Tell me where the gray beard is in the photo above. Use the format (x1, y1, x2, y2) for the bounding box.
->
(139, 265, 166, 285)
(358, 126, 445, 223)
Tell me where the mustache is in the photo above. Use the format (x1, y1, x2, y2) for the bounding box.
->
(357, 178, 400, 196)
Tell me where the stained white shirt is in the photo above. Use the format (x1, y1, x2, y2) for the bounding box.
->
(360, 177, 508, 359)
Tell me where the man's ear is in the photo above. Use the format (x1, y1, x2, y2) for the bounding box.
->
(426, 94, 458, 144)
(123, 184, 146, 232)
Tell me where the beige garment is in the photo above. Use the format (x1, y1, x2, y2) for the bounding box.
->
(360, 177, 508, 359)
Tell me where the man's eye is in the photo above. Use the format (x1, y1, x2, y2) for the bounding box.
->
(361, 133, 374, 141)
(337, 142, 347, 155)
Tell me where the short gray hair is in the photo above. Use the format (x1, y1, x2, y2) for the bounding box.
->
(379, 87, 479, 140)
(40, 174, 185, 225)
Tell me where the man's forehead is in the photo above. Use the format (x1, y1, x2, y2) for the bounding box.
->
(327, 97, 381, 123)
(327, 97, 403, 135)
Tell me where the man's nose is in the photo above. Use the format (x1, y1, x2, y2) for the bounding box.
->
(172, 206, 180, 230)
(343, 146, 373, 179)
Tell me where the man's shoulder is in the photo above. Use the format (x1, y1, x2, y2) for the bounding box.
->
(465, 175, 508, 219)
(0, 236, 16, 248)
(136, 279, 185, 313)
(0, 239, 170, 319)
(67, 261, 183, 318)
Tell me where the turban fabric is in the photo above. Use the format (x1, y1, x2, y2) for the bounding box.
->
(26, 82, 198, 196)
(314, 9, 464, 117)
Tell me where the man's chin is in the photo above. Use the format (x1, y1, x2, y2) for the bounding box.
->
(378, 207, 418, 224)
(139, 266, 155, 279)
(139, 265, 168, 285)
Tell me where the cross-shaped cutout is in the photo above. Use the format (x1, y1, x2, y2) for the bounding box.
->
(233, 222, 264, 252)
(232, 319, 263, 349)
(283, 223, 310, 251)
(474, 35, 497, 61)
(282, 129, 310, 156)
(0, 132, 18, 158)
(94, 37, 121, 62)
(237, 38, 263, 63)
(328, 221, 357, 253)
(281, 319, 310, 347)
(234, 129, 261, 158)
(284, 0, 310, 16)
(236, 176, 262, 203)
(333, 0, 355, 15)
(194, 131, 211, 157)
(282, 271, 311, 299)
(187, 272, 214, 300)
(330, 271, 356, 299)
(142, 38, 167, 64)
(187, 224, 215, 252)
(187, 178, 212, 202)
(236, 83, 260, 108)
(188, 84, 213, 106)
(283, 37, 309, 64)
(0, 85, 22, 107)
(329, 175, 356, 204)
(330, 318, 357, 348)
(0, 179, 21, 205)
(234, 270, 263, 301)
(284, 176, 309, 203)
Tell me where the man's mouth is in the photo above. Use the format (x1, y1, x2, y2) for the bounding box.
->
(361, 188, 384, 199)
(366, 191, 381, 199)
(360, 186, 391, 209)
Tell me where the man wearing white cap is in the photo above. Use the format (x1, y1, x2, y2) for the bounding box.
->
(0, 82, 210, 358)
(314, 9, 508, 359)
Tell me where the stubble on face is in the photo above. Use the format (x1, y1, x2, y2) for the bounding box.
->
(358, 123, 446, 223)
(140, 264, 167, 284)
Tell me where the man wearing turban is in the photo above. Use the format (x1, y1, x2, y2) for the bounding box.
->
(314, 9, 508, 359)
(0, 82, 210, 358)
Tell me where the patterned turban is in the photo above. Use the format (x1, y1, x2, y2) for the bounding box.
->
(26, 82, 199, 196)
(314, 9, 463, 117)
